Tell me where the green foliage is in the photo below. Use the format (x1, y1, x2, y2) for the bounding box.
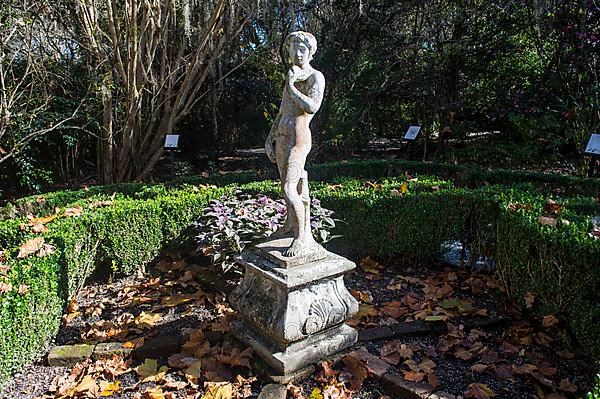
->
(194, 191, 337, 272)
(588, 374, 600, 399)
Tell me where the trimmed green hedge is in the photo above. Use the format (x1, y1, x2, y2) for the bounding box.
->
(0, 161, 599, 388)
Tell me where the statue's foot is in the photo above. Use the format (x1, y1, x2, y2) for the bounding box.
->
(283, 239, 306, 257)
(283, 237, 320, 258)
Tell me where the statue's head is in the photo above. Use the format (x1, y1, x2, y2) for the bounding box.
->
(286, 31, 317, 68)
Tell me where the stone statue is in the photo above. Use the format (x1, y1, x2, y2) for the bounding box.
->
(231, 33, 358, 375)
(264, 31, 325, 258)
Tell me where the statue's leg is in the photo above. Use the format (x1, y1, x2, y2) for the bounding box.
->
(300, 170, 312, 241)
(282, 147, 310, 257)
(271, 138, 293, 238)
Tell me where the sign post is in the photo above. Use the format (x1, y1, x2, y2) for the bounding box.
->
(164, 134, 180, 180)
(403, 126, 421, 160)
(585, 133, 600, 178)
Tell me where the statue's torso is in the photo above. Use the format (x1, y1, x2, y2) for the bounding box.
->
(277, 73, 318, 142)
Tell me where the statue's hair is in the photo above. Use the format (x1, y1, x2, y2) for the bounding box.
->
(285, 31, 317, 56)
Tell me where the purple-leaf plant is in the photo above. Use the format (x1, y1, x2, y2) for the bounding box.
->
(193, 191, 338, 272)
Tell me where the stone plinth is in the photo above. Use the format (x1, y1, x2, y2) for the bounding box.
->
(229, 241, 358, 375)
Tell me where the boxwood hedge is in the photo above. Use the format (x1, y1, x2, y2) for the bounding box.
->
(0, 160, 598, 388)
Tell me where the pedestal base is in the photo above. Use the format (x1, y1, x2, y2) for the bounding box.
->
(232, 319, 357, 375)
(229, 240, 359, 376)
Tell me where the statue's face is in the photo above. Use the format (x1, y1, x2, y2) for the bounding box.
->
(289, 39, 311, 68)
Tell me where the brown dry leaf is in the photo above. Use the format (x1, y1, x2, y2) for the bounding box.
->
(471, 364, 489, 374)
(135, 359, 168, 383)
(215, 344, 253, 369)
(185, 360, 203, 384)
(342, 355, 368, 391)
(354, 303, 378, 319)
(380, 301, 407, 319)
(134, 312, 163, 329)
(17, 237, 45, 258)
(543, 200, 562, 215)
(403, 371, 425, 382)
(144, 386, 166, 399)
(350, 290, 373, 304)
(539, 216, 557, 227)
(63, 206, 84, 217)
(122, 337, 145, 349)
(542, 315, 559, 329)
(360, 256, 383, 274)
(386, 279, 404, 290)
(0, 282, 13, 294)
(320, 361, 340, 379)
(161, 294, 196, 307)
(524, 292, 535, 309)
(427, 372, 440, 387)
(17, 284, 28, 295)
(74, 374, 100, 396)
(100, 380, 121, 397)
(201, 382, 233, 399)
(418, 358, 436, 374)
(454, 347, 474, 361)
(30, 222, 49, 233)
(464, 382, 496, 398)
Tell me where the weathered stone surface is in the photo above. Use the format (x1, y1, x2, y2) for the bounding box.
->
(92, 342, 133, 360)
(48, 344, 95, 366)
(428, 391, 459, 399)
(133, 335, 181, 360)
(231, 250, 358, 345)
(232, 320, 357, 375)
(254, 237, 327, 268)
(358, 326, 394, 342)
(257, 384, 287, 399)
(252, 357, 315, 384)
(380, 372, 435, 399)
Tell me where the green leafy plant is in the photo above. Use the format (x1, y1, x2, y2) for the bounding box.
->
(193, 191, 338, 272)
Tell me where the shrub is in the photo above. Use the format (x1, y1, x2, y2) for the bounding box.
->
(194, 190, 337, 272)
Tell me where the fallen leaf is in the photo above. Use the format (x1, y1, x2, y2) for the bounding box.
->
(360, 257, 383, 274)
(403, 371, 425, 382)
(524, 292, 535, 309)
(471, 364, 489, 374)
(18, 284, 29, 295)
(465, 382, 495, 398)
(342, 355, 368, 391)
(17, 237, 45, 258)
(202, 383, 233, 399)
(542, 315, 559, 329)
(354, 303, 378, 319)
(134, 312, 163, 329)
(144, 386, 166, 399)
(185, 360, 203, 384)
(136, 359, 168, 383)
(100, 380, 121, 396)
(308, 387, 324, 399)
(427, 372, 440, 387)
(63, 206, 84, 217)
(0, 282, 13, 294)
(539, 216, 557, 227)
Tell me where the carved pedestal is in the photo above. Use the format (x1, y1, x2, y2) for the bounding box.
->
(229, 237, 359, 375)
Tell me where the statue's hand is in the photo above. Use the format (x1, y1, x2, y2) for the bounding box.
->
(287, 65, 301, 84)
(265, 140, 277, 164)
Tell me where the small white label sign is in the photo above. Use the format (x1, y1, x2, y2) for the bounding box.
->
(164, 134, 180, 148)
(404, 126, 421, 141)
(585, 134, 600, 155)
